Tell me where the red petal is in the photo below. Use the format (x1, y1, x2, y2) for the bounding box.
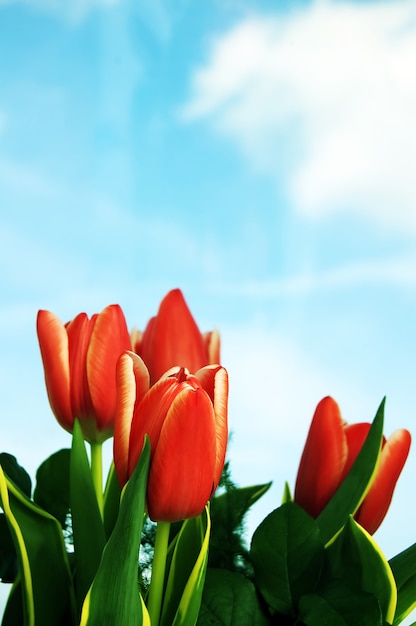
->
(203, 329, 221, 364)
(195, 365, 229, 490)
(87, 304, 131, 436)
(341, 423, 373, 481)
(140, 289, 206, 383)
(294, 396, 348, 517)
(114, 352, 150, 486)
(127, 375, 189, 476)
(147, 386, 217, 521)
(37, 310, 73, 431)
(67, 313, 96, 430)
(355, 429, 411, 534)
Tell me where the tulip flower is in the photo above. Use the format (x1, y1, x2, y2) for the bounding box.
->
(294, 396, 411, 534)
(132, 288, 220, 384)
(37, 305, 132, 443)
(114, 351, 228, 522)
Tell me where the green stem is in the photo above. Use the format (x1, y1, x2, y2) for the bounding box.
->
(90, 441, 103, 517)
(147, 521, 171, 626)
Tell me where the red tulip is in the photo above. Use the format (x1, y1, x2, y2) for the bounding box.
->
(37, 305, 132, 443)
(114, 351, 228, 522)
(294, 396, 411, 534)
(132, 289, 220, 384)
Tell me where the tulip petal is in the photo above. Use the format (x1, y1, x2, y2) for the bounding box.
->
(114, 352, 150, 487)
(37, 310, 73, 431)
(140, 289, 206, 383)
(195, 365, 229, 491)
(147, 387, 217, 521)
(127, 375, 188, 477)
(87, 305, 131, 434)
(294, 396, 348, 518)
(67, 313, 96, 430)
(341, 423, 373, 482)
(355, 429, 411, 534)
(203, 329, 221, 365)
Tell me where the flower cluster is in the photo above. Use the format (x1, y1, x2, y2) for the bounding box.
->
(0, 288, 414, 626)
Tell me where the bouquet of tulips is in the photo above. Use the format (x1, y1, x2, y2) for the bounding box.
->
(0, 288, 415, 625)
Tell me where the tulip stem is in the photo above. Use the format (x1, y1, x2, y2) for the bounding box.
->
(147, 521, 170, 626)
(90, 441, 103, 516)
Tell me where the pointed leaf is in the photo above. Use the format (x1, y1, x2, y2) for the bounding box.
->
(79, 437, 151, 626)
(389, 542, 416, 625)
(103, 461, 121, 540)
(0, 454, 31, 498)
(70, 420, 106, 610)
(34, 449, 70, 529)
(299, 584, 382, 626)
(197, 568, 270, 626)
(250, 501, 325, 617)
(161, 506, 210, 626)
(324, 517, 397, 624)
(0, 466, 76, 626)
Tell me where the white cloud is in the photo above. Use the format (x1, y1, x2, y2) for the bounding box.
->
(181, 0, 416, 233)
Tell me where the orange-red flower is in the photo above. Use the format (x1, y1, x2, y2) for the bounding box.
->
(294, 396, 411, 534)
(37, 305, 131, 443)
(114, 351, 228, 522)
(132, 289, 220, 384)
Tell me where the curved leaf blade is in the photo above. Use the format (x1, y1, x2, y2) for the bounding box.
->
(79, 437, 151, 626)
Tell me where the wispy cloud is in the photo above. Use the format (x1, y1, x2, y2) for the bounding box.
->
(181, 0, 416, 233)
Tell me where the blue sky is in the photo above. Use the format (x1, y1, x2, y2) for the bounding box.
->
(1, 0, 416, 618)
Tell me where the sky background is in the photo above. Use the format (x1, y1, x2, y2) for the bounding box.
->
(1, 0, 416, 620)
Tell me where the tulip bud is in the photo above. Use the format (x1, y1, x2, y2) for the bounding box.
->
(114, 352, 228, 522)
(37, 304, 131, 443)
(294, 396, 411, 534)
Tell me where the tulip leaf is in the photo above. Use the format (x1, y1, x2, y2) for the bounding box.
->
(250, 501, 325, 617)
(34, 448, 71, 530)
(197, 568, 270, 626)
(0, 465, 76, 626)
(0, 513, 18, 583)
(70, 420, 106, 610)
(79, 436, 151, 626)
(316, 398, 385, 545)
(103, 461, 121, 540)
(323, 516, 396, 624)
(0, 454, 31, 498)
(389, 542, 416, 625)
(2, 577, 25, 624)
(160, 506, 211, 626)
(298, 584, 382, 626)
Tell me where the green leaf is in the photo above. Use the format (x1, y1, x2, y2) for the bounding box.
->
(79, 437, 151, 626)
(70, 420, 106, 611)
(323, 517, 396, 624)
(161, 506, 211, 626)
(2, 577, 24, 625)
(0, 466, 76, 626)
(34, 449, 70, 529)
(197, 569, 270, 626)
(0, 513, 17, 583)
(299, 583, 382, 626)
(316, 398, 385, 545)
(103, 461, 121, 540)
(281, 481, 292, 504)
(389, 542, 416, 625)
(250, 501, 325, 617)
(0, 454, 31, 498)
